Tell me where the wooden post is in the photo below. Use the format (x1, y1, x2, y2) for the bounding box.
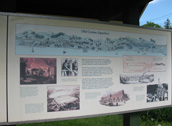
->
(122, 4, 141, 126)
(123, 112, 140, 126)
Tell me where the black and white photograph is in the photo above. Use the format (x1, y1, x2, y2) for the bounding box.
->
(120, 73, 154, 84)
(99, 90, 130, 107)
(47, 85, 80, 112)
(20, 58, 56, 84)
(147, 83, 168, 102)
(61, 58, 78, 77)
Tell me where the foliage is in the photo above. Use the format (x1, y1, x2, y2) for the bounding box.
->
(140, 107, 172, 122)
(140, 119, 172, 126)
(164, 18, 171, 29)
(142, 19, 172, 29)
(142, 21, 162, 28)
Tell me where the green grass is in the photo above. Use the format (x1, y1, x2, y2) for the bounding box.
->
(18, 115, 123, 126)
(17, 114, 172, 126)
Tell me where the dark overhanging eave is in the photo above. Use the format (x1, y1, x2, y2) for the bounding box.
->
(0, 0, 152, 23)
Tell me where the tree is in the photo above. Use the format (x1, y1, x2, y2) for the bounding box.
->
(142, 21, 162, 28)
(164, 18, 171, 29)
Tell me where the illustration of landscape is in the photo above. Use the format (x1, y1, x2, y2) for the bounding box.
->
(16, 25, 167, 57)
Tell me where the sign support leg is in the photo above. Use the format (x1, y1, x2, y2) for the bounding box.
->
(123, 112, 140, 126)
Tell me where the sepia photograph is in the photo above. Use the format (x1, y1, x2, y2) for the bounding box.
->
(147, 83, 168, 102)
(61, 58, 78, 77)
(47, 85, 80, 112)
(100, 90, 130, 107)
(20, 58, 56, 84)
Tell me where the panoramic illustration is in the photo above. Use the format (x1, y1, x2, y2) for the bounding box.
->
(61, 58, 78, 77)
(47, 85, 80, 112)
(120, 73, 154, 84)
(147, 83, 168, 102)
(99, 90, 130, 107)
(16, 24, 167, 57)
(20, 58, 56, 84)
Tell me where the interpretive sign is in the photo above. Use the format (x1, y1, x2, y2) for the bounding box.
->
(7, 16, 171, 123)
(0, 15, 7, 123)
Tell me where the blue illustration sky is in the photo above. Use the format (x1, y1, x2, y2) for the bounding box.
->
(140, 0, 172, 27)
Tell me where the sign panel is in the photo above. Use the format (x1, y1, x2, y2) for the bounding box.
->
(8, 16, 171, 122)
(0, 15, 7, 123)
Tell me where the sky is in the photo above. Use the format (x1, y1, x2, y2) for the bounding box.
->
(140, 0, 172, 27)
